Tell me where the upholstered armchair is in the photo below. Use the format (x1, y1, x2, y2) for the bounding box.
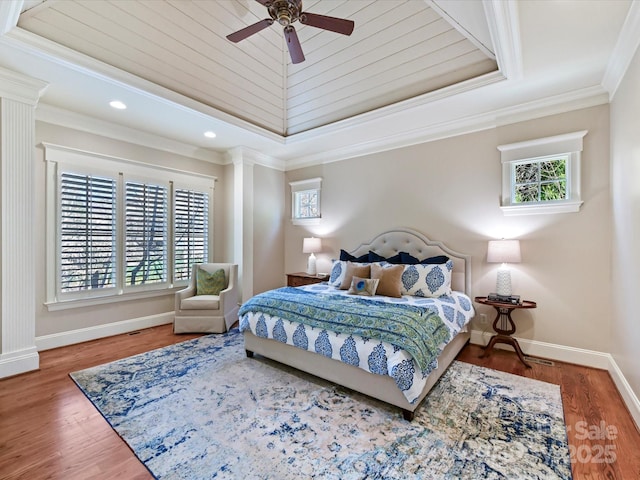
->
(174, 263, 239, 333)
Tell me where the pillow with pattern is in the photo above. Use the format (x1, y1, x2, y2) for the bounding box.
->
(347, 276, 379, 296)
(196, 268, 226, 295)
(328, 260, 346, 287)
(401, 260, 453, 297)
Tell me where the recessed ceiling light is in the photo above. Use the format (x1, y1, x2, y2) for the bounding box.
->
(109, 100, 127, 110)
(204, 131, 217, 138)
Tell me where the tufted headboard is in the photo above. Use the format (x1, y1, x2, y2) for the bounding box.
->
(348, 228, 471, 295)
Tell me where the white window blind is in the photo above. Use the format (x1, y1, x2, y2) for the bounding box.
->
(59, 172, 116, 293)
(125, 181, 168, 286)
(174, 188, 209, 281)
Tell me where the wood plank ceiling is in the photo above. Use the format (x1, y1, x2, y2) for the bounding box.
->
(18, 0, 498, 137)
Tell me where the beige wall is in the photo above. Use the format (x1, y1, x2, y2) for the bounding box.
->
(34, 122, 227, 337)
(285, 105, 612, 352)
(610, 47, 640, 400)
(252, 164, 286, 294)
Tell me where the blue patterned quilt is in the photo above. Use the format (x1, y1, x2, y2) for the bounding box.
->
(238, 287, 450, 373)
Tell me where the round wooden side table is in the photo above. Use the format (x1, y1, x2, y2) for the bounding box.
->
(474, 296, 537, 368)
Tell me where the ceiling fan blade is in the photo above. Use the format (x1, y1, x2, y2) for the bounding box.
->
(300, 12, 354, 36)
(227, 18, 273, 43)
(284, 26, 305, 64)
(255, 0, 270, 5)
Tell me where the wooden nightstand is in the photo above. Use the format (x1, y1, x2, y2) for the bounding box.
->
(474, 296, 537, 368)
(286, 272, 327, 287)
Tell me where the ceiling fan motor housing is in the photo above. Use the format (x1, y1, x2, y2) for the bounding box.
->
(268, 0, 302, 27)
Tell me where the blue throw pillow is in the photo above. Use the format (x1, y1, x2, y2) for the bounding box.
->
(339, 249, 369, 263)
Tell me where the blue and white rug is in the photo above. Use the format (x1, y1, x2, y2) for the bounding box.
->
(70, 329, 572, 479)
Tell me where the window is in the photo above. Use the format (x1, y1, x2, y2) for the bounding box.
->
(59, 172, 117, 293)
(44, 144, 214, 308)
(125, 181, 168, 287)
(513, 154, 568, 203)
(174, 188, 209, 281)
(290, 177, 322, 225)
(498, 131, 587, 215)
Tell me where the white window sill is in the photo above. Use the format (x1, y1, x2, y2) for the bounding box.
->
(292, 217, 321, 226)
(500, 200, 583, 216)
(45, 286, 185, 311)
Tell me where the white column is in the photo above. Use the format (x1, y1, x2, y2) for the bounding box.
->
(228, 147, 255, 303)
(0, 67, 47, 378)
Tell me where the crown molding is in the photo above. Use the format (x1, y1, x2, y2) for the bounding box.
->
(284, 84, 609, 171)
(0, 0, 21, 35)
(3, 27, 285, 144)
(225, 146, 285, 171)
(36, 103, 225, 164)
(602, 1, 640, 100)
(0, 65, 48, 105)
(483, 0, 523, 81)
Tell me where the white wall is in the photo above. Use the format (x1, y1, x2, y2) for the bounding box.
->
(34, 121, 227, 338)
(610, 46, 640, 404)
(285, 105, 612, 353)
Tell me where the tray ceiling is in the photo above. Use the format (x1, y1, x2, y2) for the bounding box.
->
(17, 0, 498, 136)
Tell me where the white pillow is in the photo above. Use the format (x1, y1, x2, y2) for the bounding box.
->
(401, 259, 453, 297)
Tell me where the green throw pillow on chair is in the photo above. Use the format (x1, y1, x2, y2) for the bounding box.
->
(196, 268, 226, 295)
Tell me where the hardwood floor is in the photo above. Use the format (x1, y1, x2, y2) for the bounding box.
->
(1, 326, 638, 479)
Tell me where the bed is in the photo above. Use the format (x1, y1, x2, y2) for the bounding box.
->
(238, 228, 474, 420)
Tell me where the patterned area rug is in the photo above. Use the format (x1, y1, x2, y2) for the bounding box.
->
(70, 329, 572, 479)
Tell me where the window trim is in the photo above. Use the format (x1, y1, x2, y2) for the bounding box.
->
(43, 143, 215, 310)
(498, 130, 587, 215)
(289, 177, 322, 225)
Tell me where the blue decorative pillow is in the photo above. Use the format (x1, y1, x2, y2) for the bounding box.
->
(368, 250, 387, 262)
(401, 260, 453, 297)
(328, 260, 346, 287)
(419, 255, 449, 265)
(339, 249, 369, 263)
(347, 276, 379, 296)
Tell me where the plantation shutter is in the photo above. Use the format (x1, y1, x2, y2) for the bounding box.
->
(174, 188, 209, 281)
(59, 172, 116, 293)
(125, 181, 168, 286)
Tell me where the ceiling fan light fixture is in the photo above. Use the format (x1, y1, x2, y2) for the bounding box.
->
(226, 0, 354, 64)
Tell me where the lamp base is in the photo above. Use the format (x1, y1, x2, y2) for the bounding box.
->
(306, 253, 317, 276)
(496, 269, 512, 296)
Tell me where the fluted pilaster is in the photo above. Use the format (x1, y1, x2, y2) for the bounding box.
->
(0, 68, 47, 378)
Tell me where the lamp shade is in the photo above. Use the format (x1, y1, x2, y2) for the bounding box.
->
(487, 240, 521, 264)
(302, 237, 322, 254)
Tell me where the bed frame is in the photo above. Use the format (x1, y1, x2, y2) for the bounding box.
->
(243, 228, 472, 420)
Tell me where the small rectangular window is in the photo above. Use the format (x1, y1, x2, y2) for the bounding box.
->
(498, 131, 586, 215)
(513, 154, 568, 204)
(290, 177, 322, 225)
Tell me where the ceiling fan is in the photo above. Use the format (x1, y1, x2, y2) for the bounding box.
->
(226, 0, 355, 64)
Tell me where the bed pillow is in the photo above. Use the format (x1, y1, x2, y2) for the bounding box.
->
(419, 255, 450, 265)
(401, 259, 453, 297)
(196, 267, 226, 295)
(367, 250, 387, 262)
(347, 276, 379, 296)
(340, 262, 371, 289)
(328, 260, 346, 287)
(370, 263, 403, 298)
(339, 249, 369, 263)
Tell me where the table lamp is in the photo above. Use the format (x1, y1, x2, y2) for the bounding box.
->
(487, 239, 521, 296)
(303, 237, 322, 276)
